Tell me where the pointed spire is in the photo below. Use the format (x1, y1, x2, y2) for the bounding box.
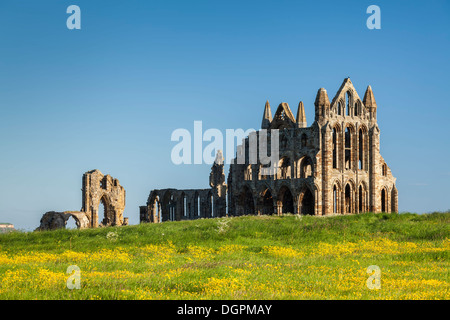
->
(314, 88, 330, 106)
(261, 100, 272, 129)
(296, 101, 307, 128)
(363, 85, 377, 109)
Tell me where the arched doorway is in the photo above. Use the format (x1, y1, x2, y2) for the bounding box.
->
(277, 157, 291, 179)
(381, 188, 387, 213)
(333, 183, 341, 214)
(66, 215, 79, 229)
(278, 186, 294, 214)
(300, 188, 314, 215)
(261, 188, 274, 215)
(358, 183, 368, 213)
(345, 183, 353, 214)
(238, 186, 255, 215)
(99, 196, 115, 226)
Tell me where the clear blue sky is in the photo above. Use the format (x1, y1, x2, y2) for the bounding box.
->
(0, 0, 449, 230)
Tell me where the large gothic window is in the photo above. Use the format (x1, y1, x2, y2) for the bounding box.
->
(332, 127, 338, 169)
(300, 157, 313, 178)
(278, 157, 291, 179)
(346, 91, 352, 116)
(358, 128, 364, 170)
(345, 127, 352, 169)
(345, 183, 353, 213)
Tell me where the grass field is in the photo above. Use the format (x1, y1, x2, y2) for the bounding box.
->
(0, 212, 448, 300)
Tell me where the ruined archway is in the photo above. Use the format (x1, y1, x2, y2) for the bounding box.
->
(278, 185, 294, 214)
(37, 169, 127, 231)
(299, 187, 314, 215)
(83, 170, 126, 228)
(260, 188, 274, 215)
(332, 181, 342, 214)
(344, 183, 353, 214)
(238, 186, 255, 215)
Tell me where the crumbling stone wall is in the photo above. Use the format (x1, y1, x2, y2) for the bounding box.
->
(36, 170, 127, 231)
(141, 152, 227, 223)
(81, 170, 126, 228)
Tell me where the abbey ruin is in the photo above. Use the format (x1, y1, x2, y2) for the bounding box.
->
(140, 78, 398, 223)
(37, 78, 398, 230)
(37, 170, 128, 230)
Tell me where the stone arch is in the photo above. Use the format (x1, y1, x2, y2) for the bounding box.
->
(162, 191, 175, 222)
(331, 123, 341, 169)
(381, 187, 388, 213)
(332, 180, 342, 214)
(277, 185, 294, 214)
(82, 170, 126, 228)
(259, 163, 273, 180)
(298, 156, 314, 178)
(99, 194, 113, 226)
(354, 99, 362, 116)
(345, 90, 352, 116)
(237, 185, 255, 215)
(344, 180, 356, 214)
(358, 125, 368, 171)
(344, 124, 355, 170)
(382, 163, 387, 176)
(277, 156, 291, 179)
(337, 98, 344, 116)
(298, 185, 314, 215)
(358, 181, 369, 213)
(259, 186, 275, 215)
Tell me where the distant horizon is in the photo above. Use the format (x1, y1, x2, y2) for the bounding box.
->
(1, 0, 449, 231)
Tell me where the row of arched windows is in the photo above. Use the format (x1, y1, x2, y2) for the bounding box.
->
(333, 182, 369, 214)
(332, 125, 368, 171)
(237, 185, 316, 216)
(335, 91, 364, 117)
(333, 182, 394, 214)
(250, 156, 314, 181)
(151, 192, 216, 222)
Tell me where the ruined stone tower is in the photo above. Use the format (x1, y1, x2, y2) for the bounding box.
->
(227, 78, 398, 216)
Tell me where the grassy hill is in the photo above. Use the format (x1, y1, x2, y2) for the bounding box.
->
(0, 212, 448, 299)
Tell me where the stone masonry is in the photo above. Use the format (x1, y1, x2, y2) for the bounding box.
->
(141, 78, 398, 223)
(37, 169, 128, 230)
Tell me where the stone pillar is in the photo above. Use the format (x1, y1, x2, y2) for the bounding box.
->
(321, 124, 331, 215)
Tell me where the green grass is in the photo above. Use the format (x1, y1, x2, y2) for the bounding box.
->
(0, 212, 448, 300)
